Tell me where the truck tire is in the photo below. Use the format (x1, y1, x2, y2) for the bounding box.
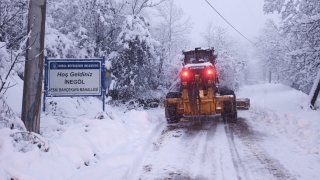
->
(166, 103, 182, 124)
(165, 92, 182, 124)
(220, 88, 237, 123)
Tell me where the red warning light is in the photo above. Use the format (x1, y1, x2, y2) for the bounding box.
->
(206, 68, 215, 76)
(181, 69, 190, 78)
(182, 71, 188, 76)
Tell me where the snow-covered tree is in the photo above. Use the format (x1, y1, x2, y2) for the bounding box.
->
(0, 0, 28, 131)
(0, 0, 28, 96)
(45, 0, 171, 102)
(45, 0, 128, 58)
(0, 0, 28, 49)
(110, 15, 159, 100)
(45, 0, 80, 58)
(263, 0, 320, 93)
(255, 20, 288, 83)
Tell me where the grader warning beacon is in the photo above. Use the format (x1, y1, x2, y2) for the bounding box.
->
(164, 47, 250, 124)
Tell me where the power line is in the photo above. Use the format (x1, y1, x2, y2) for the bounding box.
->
(240, 0, 259, 24)
(204, 0, 256, 46)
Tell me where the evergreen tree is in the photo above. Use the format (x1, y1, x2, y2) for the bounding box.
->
(111, 15, 159, 100)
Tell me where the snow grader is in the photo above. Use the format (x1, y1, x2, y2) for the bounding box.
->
(164, 47, 250, 124)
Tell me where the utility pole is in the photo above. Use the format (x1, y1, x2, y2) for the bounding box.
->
(21, 0, 46, 133)
(269, 70, 271, 83)
(310, 68, 320, 108)
(311, 81, 320, 107)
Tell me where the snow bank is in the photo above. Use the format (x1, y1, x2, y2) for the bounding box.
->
(126, 110, 152, 124)
(250, 107, 320, 154)
(238, 83, 320, 155)
(0, 77, 161, 179)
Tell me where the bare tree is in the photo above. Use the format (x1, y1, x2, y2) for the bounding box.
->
(155, 0, 192, 58)
(21, 0, 46, 133)
(0, 0, 28, 49)
(0, 0, 28, 98)
(128, 0, 168, 15)
(152, 0, 192, 90)
(201, 23, 247, 90)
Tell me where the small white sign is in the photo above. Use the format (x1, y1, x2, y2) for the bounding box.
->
(47, 60, 101, 96)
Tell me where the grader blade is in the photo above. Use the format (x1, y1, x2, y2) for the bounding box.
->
(236, 98, 250, 110)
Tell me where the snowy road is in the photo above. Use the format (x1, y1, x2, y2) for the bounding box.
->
(135, 114, 295, 180)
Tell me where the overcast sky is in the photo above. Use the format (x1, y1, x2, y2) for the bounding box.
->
(175, 0, 279, 46)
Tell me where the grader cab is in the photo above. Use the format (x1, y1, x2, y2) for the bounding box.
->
(164, 47, 249, 124)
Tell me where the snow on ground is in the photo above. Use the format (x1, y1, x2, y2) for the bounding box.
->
(0, 80, 320, 179)
(236, 83, 320, 179)
(0, 75, 164, 179)
(237, 83, 320, 155)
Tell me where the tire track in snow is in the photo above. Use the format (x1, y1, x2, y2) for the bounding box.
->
(137, 116, 220, 180)
(128, 121, 167, 179)
(138, 114, 296, 180)
(224, 123, 249, 180)
(210, 122, 244, 180)
(185, 116, 220, 179)
(137, 122, 202, 179)
(229, 117, 296, 180)
(195, 117, 220, 179)
(166, 119, 217, 179)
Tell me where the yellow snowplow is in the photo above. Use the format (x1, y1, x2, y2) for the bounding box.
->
(164, 48, 250, 124)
